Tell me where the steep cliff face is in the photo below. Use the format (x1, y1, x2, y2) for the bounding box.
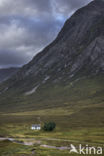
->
(1, 0, 104, 92)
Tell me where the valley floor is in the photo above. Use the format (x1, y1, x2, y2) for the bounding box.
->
(0, 75, 104, 155)
(0, 113, 104, 156)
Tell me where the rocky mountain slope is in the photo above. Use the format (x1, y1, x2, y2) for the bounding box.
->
(5, 0, 104, 89)
(0, 0, 104, 113)
(0, 67, 19, 83)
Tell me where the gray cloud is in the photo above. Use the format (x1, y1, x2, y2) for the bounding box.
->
(0, 0, 92, 68)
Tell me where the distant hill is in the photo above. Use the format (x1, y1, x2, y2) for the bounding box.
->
(0, 67, 19, 83)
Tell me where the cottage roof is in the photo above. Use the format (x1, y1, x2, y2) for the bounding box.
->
(31, 124, 41, 127)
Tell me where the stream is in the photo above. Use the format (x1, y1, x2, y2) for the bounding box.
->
(1, 137, 103, 150)
(0, 137, 70, 150)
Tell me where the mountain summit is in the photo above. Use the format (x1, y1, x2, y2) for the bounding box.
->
(10, 0, 104, 85)
(0, 0, 104, 112)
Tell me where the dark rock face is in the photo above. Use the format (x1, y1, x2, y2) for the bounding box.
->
(3, 0, 104, 89)
(0, 68, 19, 83)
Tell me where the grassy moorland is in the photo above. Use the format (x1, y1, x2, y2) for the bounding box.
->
(0, 75, 104, 155)
(0, 119, 104, 156)
(0, 139, 103, 156)
(0, 75, 104, 113)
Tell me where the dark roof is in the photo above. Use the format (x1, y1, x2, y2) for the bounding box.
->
(32, 124, 41, 127)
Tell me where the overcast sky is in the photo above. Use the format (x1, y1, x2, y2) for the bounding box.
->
(0, 0, 92, 68)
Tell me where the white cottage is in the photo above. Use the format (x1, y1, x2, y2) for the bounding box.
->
(31, 124, 41, 130)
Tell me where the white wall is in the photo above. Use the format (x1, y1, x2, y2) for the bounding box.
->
(31, 126, 41, 130)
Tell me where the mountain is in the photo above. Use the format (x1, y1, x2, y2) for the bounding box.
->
(0, 67, 19, 83)
(6, 0, 104, 86)
(0, 0, 104, 116)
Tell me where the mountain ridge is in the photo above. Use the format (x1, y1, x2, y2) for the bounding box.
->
(7, 0, 104, 88)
